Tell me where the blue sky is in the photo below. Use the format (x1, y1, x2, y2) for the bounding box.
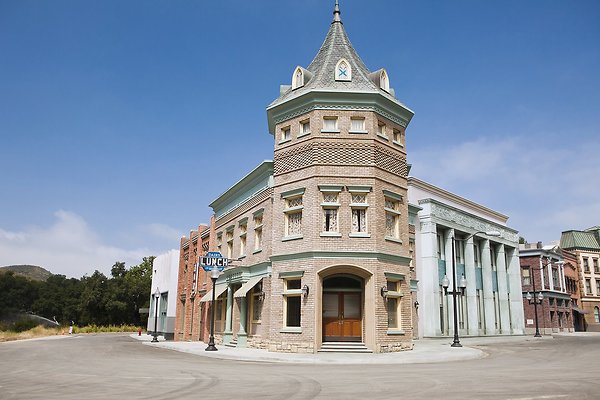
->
(1, 0, 599, 277)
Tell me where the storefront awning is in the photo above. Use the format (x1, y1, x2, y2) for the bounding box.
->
(233, 276, 263, 298)
(199, 284, 228, 302)
(572, 306, 590, 314)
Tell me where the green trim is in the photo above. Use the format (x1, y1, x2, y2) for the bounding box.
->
(384, 272, 405, 281)
(278, 270, 305, 278)
(346, 185, 372, 193)
(271, 251, 411, 265)
(281, 187, 305, 199)
(383, 190, 403, 201)
(410, 279, 418, 292)
(253, 208, 264, 217)
(238, 217, 248, 225)
(318, 185, 343, 192)
(266, 91, 414, 135)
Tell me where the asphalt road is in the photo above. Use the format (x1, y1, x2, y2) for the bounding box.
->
(1, 334, 599, 400)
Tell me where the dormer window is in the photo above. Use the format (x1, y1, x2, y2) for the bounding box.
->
(292, 66, 304, 90)
(380, 70, 389, 92)
(335, 58, 352, 81)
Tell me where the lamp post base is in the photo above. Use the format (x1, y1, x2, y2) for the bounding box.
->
(151, 334, 159, 343)
(451, 341, 462, 347)
(205, 344, 218, 351)
(534, 333, 542, 338)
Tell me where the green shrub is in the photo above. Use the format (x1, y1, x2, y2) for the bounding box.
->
(12, 319, 38, 332)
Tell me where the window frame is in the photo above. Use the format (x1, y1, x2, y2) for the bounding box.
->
(282, 278, 303, 332)
(384, 192, 402, 243)
(384, 278, 404, 334)
(348, 186, 371, 237)
(321, 116, 340, 133)
(282, 188, 305, 241)
(299, 119, 311, 137)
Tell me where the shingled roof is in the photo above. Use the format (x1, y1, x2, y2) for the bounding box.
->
(560, 229, 600, 251)
(268, 1, 408, 110)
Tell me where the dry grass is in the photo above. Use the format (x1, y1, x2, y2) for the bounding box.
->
(0, 325, 63, 342)
(0, 324, 142, 342)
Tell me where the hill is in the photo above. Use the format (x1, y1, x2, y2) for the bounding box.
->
(0, 265, 53, 282)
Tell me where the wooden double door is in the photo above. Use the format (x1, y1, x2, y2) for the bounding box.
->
(322, 291, 362, 342)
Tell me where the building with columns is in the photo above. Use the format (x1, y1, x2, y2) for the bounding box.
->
(560, 227, 600, 331)
(408, 177, 524, 338)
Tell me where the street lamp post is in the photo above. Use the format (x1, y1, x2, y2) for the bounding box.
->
(443, 230, 501, 347)
(151, 287, 160, 343)
(205, 266, 221, 351)
(526, 268, 544, 337)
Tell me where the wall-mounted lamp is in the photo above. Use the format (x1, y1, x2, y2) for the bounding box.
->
(414, 300, 419, 310)
(380, 286, 389, 298)
(258, 292, 265, 301)
(302, 284, 309, 298)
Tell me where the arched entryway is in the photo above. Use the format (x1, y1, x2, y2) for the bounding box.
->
(322, 275, 363, 342)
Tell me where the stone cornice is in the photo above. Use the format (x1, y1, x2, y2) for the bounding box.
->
(422, 199, 519, 243)
(266, 91, 414, 134)
(409, 176, 508, 223)
(270, 251, 411, 265)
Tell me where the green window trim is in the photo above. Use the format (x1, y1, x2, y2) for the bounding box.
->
(318, 185, 344, 192)
(384, 272, 405, 281)
(383, 190, 403, 202)
(281, 188, 306, 199)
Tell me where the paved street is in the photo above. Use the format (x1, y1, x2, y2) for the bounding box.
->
(1, 333, 599, 400)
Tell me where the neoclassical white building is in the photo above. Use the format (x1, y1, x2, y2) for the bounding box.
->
(409, 177, 525, 338)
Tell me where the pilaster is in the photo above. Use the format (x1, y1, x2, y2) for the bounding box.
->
(237, 297, 248, 347)
(223, 286, 233, 343)
(464, 236, 478, 335)
(507, 247, 525, 334)
(418, 219, 440, 337)
(496, 244, 511, 334)
(481, 239, 496, 335)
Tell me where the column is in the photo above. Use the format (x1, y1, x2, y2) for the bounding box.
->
(481, 239, 496, 335)
(539, 257, 545, 290)
(237, 297, 248, 347)
(419, 219, 440, 337)
(444, 229, 455, 337)
(507, 247, 525, 334)
(465, 236, 478, 335)
(560, 264, 566, 292)
(547, 257, 554, 290)
(223, 286, 233, 343)
(496, 244, 511, 334)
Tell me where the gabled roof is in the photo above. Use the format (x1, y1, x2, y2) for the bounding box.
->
(560, 230, 600, 251)
(267, 1, 409, 111)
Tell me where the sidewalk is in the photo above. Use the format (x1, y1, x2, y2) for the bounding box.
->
(130, 333, 557, 364)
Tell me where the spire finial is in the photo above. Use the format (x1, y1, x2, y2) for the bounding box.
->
(333, 0, 342, 23)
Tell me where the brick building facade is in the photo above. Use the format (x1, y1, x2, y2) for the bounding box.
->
(173, 3, 415, 353)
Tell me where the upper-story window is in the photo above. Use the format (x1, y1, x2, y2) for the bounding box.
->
(322, 117, 339, 132)
(350, 117, 366, 133)
(583, 258, 590, 272)
(239, 220, 247, 258)
(348, 186, 370, 237)
(379, 69, 390, 92)
(335, 58, 352, 81)
(282, 188, 305, 240)
(586, 278, 592, 295)
(384, 192, 401, 241)
(292, 66, 304, 89)
(216, 232, 223, 254)
(393, 128, 404, 146)
(253, 211, 263, 252)
(594, 258, 599, 273)
(281, 126, 291, 142)
(552, 267, 560, 288)
(522, 267, 531, 286)
(596, 279, 600, 295)
(319, 185, 342, 237)
(595, 307, 600, 323)
(299, 119, 311, 137)
(226, 229, 234, 259)
(377, 121, 388, 139)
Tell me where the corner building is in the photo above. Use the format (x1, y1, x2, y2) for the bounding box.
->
(181, 3, 415, 353)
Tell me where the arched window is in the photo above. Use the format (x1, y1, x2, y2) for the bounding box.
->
(335, 58, 352, 81)
(380, 70, 389, 92)
(292, 66, 304, 90)
(595, 306, 600, 323)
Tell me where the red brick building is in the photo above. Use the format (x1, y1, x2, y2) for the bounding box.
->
(519, 243, 575, 334)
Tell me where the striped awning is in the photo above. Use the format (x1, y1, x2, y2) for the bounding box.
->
(199, 284, 228, 302)
(233, 276, 263, 298)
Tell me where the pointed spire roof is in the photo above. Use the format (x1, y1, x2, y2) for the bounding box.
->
(268, 1, 406, 109)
